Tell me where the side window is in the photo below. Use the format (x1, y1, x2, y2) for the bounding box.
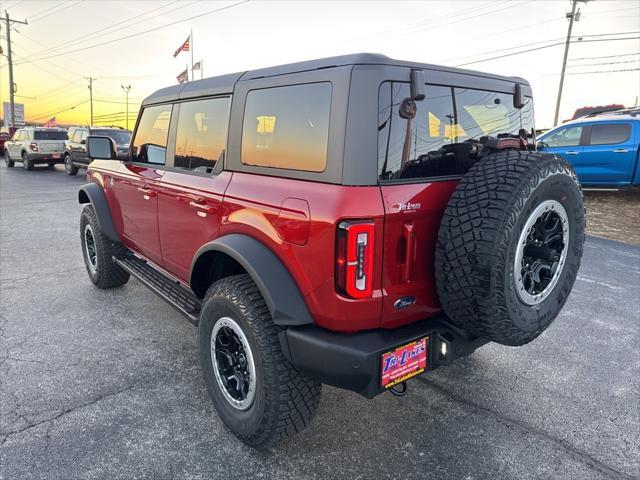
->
(73, 131, 82, 143)
(131, 104, 172, 165)
(241, 82, 332, 173)
(174, 97, 230, 173)
(80, 130, 88, 142)
(543, 126, 583, 147)
(589, 123, 630, 145)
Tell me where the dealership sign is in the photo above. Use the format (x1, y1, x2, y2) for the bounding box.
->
(2, 102, 25, 127)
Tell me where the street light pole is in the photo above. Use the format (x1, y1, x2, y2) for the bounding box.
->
(121, 84, 131, 130)
(553, 0, 588, 126)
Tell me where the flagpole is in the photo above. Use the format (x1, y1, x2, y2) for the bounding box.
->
(190, 28, 194, 82)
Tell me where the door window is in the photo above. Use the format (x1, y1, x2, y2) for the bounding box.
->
(73, 131, 82, 143)
(589, 123, 631, 145)
(543, 126, 583, 147)
(131, 104, 172, 165)
(241, 82, 332, 172)
(174, 97, 230, 173)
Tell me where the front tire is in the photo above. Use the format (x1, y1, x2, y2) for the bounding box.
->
(199, 274, 321, 448)
(22, 152, 33, 171)
(436, 151, 585, 346)
(80, 204, 129, 289)
(4, 150, 14, 168)
(64, 154, 78, 175)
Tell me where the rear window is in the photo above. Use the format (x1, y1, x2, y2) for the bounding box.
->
(589, 123, 630, 145)
(34, 130, 67, 140)
(378, 82, 534, 182)
(241, 82, 332, 173)
(93, 130, 131, 145)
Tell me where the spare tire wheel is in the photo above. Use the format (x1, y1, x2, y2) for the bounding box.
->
(435, 150, 585, 346)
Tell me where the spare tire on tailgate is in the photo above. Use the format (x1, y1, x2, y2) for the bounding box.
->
(435, 150, 585, 346)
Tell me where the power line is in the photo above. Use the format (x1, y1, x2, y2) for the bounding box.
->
(28, 0, 83, 23)
(455, 37, 640, 67)
(569, 52, 639, 61)
(18, 0, 188, 63)
(568, 59, 640, 68)
(29, 100, 88, 122)
(14, 0, 250, 66)
(565, 67, 640, 75)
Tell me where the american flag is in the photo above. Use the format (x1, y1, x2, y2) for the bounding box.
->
(173, 35, 190, 58)
(176, 68, 189, 84)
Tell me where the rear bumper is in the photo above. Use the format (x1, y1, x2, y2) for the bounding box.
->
(280, 316, 488, 398)
(26, 153, 64, 163)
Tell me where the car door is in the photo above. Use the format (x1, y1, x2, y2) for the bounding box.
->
(107, 103, 172, 266)
(539, 125, 585, 173)
(6, 130, 20, 158)
(157, 97, 232, 282)
(77, 129, 89, 165)
(580, 122, 635, 185)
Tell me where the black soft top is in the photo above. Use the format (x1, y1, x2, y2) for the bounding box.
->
(142, 53, 529, 106)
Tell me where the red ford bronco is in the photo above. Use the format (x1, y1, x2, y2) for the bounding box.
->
(79, 54, 585, 447)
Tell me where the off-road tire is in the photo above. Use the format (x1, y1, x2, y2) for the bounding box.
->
(435, 151, 585, 346)
(199, 274, 321, 448)
(80, 204, 129, 289)
(4, 150, 14, 168)
(22, 152, 33, 171)
(64, 154, 78, 175)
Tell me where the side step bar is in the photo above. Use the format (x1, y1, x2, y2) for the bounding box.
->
(114, 254, 201, 325)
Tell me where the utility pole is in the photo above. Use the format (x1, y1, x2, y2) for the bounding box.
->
(85, 77, 96, 125)
(121, 84, 131, 130)
(3, 10, 28, 127)
(554, 0, 588, 126)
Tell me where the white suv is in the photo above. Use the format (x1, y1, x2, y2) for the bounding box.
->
(3, 127, 67, 170)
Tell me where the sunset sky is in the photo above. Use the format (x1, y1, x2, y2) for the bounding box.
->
(0, 0, 638, 129)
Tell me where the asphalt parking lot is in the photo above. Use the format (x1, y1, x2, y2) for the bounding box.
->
(1, 163, 639, 480)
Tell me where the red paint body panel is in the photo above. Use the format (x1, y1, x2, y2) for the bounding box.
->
(222, 172, 385, 332)
(88, 163, 457, 333)
(157, 171, 232, 281)
(379, 181, 459, 328)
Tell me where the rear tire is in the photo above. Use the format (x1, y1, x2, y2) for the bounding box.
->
(4, 150, 14, 168)
(435, 151, 585, 346)
(22, 152, 33, 171)
(64, 154, 78, 175)
(199, 274, 321, 448)
(80, 204, 129, 289)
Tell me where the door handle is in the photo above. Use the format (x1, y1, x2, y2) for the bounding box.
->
(189, 200, 214, 215)
(137, 186, 157, 199)
(613, 149, 629, 153)
(564, 151, 580, 155)
(401, 224, 415, 282)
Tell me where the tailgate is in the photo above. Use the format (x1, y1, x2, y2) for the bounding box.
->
(37, 141, 65, 154)
(379, 181, 457, 328)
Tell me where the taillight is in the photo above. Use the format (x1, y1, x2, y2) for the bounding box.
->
(30, 142, 39, 152)
(336, 220, 375, 299)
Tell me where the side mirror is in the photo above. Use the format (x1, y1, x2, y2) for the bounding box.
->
(80, 139, 86, 145)
(514, 83, 525, 109)
(536, 141, 548, 150)
(87, 136, 116, 160)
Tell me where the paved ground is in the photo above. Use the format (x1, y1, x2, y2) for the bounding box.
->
(1, 163, 639, 480)
(584, 188, 640, 246)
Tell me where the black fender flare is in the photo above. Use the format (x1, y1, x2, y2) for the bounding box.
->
(191, 234, 314, 326)
(78, 182, 120, 242)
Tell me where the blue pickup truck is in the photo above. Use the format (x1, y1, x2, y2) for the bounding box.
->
(538, 111, 640, 188)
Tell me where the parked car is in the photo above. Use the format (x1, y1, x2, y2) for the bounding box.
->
(538, 110, 640, 187)
(78, 53, 585, 447)
(64, 126, 131, 175)
(3, 127, 67, 170)
(0, 132, 10, 152)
